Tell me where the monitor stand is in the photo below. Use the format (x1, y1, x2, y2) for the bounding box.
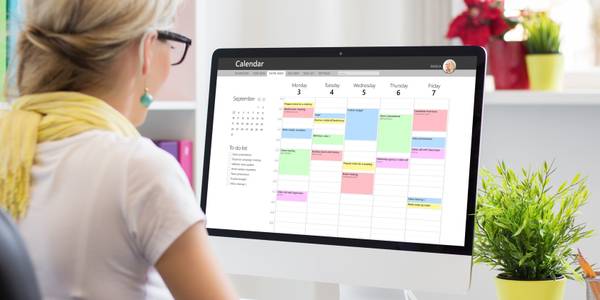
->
(339, 285, 418, 300)
(232, 275, 419, 300)
(230, 275, 417, 300)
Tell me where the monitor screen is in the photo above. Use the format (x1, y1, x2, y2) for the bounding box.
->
(202, 48, 483, 253)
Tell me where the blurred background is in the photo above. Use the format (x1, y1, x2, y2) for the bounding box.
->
(2, 1, 598, 299)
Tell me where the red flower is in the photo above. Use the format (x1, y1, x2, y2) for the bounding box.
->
(447, 0, 510, 46)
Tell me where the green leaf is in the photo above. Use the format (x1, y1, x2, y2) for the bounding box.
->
(523, 13, 561, 54)
(473, 161, 593, 280)
(513, 214, 528, 237)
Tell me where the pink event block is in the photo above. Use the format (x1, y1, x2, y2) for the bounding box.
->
(376, 158, 409, 168)
(277, 191, 308, 201)
(411, 148, 445, 159)
(283, 107, 314, 118)
(413, 110, 448, 132)
(341, 172, 375, 195)
(311, 150, 343, 161)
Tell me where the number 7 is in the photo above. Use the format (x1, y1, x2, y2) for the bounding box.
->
(432, 89, 437, 96)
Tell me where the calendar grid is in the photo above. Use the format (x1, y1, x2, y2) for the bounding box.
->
(273, 95, 449, 242)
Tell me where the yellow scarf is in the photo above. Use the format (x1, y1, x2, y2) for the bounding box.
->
(0, 92, 139, 219)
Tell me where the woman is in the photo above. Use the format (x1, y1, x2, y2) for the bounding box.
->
(0, 0, 237, 299)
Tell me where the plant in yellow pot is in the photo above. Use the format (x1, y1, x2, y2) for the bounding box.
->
(523, 13, 563, 90)
(475, 162, 593, 300)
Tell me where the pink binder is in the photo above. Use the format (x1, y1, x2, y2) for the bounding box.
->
(178, 140, 193, 188)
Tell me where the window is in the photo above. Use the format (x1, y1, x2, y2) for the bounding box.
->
(504, 0, 599, 71)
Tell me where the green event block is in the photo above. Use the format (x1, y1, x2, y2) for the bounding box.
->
(313, 134, 344, 145)
(377, 114, 412, 153)
(279, 149, 311, 176)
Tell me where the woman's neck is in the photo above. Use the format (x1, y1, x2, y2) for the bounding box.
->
(80, 86, 135, 122)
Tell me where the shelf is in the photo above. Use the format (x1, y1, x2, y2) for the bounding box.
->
(149, 100, 197, 111)
(484, 90, 600, 106)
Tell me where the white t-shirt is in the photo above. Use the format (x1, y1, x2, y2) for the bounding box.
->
(18, 130, 204, 299)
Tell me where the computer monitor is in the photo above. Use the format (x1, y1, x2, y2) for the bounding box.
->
(201, 47, 486, 295)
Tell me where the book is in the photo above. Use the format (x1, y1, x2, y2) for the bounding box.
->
(155, 140, 179, 160)
(0, 0, 7, 102)
(178, 140, 193, 188)
(5, 0, 21, 101)
(154, 139, 194, 188)
(7, 0, 20, 62)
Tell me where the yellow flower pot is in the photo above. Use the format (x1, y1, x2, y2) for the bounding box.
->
(525, 54, 564, 91)
(495, 275, 566, 300)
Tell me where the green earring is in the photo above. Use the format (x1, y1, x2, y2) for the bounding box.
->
(140, 88, 153, 108)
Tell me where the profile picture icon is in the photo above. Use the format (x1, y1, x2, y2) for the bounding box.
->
(443, 59, 456, 74)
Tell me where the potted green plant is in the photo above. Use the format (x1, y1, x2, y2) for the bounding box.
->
(475, 162, 593, 300)
(523, 13, 563, 90)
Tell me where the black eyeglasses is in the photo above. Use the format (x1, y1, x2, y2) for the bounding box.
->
(157, 30, 192, 66)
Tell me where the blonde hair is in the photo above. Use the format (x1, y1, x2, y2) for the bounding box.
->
(14, 0, 182, 96)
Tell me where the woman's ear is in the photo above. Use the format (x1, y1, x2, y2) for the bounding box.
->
(141, 32, 158, 76)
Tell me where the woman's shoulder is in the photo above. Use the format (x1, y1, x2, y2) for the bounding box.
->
(85, 130, 180, 173)
(39, 130, 180, 174)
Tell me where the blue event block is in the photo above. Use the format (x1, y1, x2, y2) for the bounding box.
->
(345, 109, 379, 141)
(315, 113, 345, 119)
(282, 128, 313, 139)
(411, 137, 446, 148)
(407, 197, 442, 204)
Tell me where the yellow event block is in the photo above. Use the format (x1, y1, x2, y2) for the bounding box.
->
(284, 102, 314, 108)
(343, 162, 375, 172)
(407, 203, 442, 210)
(314, 118, 345, 124)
